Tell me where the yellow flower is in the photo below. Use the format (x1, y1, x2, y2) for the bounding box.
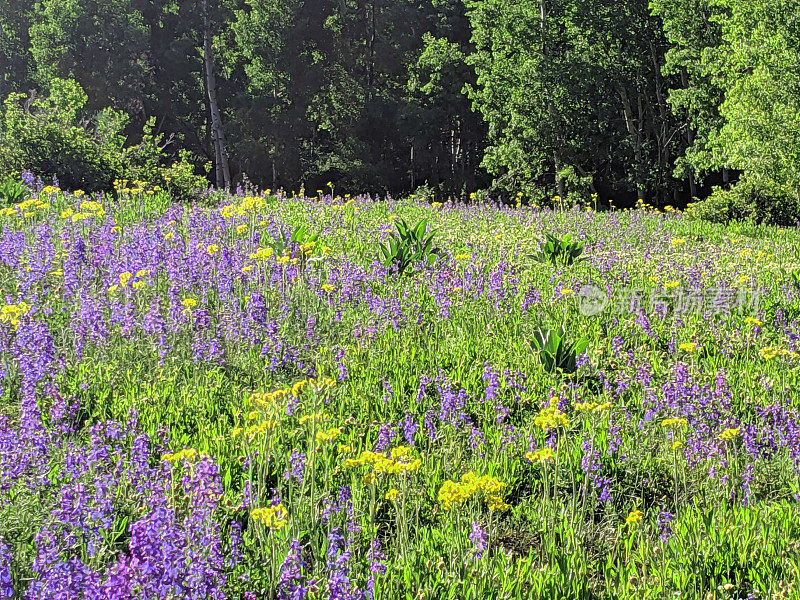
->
(315, 427, 341, 443)
(665, 280, 680, 289)
(759, 347, 779, 361)
(231, 427, 243, 437)
(207, 244, 220, 255)
(560, 289, 575, 296)
(719, 428, 740, 441)
(119, 272, 133, 287)
(337, 444, 352, 454)
(132, 281, 146, 290)
(661, 417, 688, 428)
(161, 448, 201, 463)
(672, 440, 684, 450)
(107, 284, 119, 294)
(671, 238, 686, 247)
(321, 283, 335, 293)
(625, 509, 643, 526)
(525, 447, 555, 464)
(744, 317, 762, 327)
(182, 298, 197, 309)
(385, 488, 400, 501)
(251, 504, 289, 530)
(534, 398, 570, 430)
(237, 224, 248, 234)
(678, 342, 698, 353)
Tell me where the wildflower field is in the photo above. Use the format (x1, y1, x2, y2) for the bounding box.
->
(3, 185, 800, 600)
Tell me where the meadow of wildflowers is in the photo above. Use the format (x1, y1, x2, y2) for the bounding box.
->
(2, 178, 800, 599)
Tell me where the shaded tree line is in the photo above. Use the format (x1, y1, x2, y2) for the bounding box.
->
(1, 0, 798, 207)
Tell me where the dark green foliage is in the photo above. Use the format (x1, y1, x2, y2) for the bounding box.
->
(377, 218, 440, 275)
(530, 326, 589, 374)
(532, 234, 587, 267)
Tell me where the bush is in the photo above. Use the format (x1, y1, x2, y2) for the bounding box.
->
(0, 79, 129, 192)
(0, 79, 211, 199)
(687, 178, 800, 226)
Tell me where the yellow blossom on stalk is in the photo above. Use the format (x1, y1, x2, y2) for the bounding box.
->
(299, 412, 326, 425)
(237, 224, 248, 234)
(759, 347, 779, 361)
(119, 272, 133, 287)
(315, 427, 341, 443)
(385, 488, 400, 501)
(164, 231, 175, 241)
(132, 281, 146, 290)
(626, 509, 643, 526)
(321, 283, 335, 293)
(251, 504, 289, 530)
(247, 410, 260, 421)
(454, 253, 470, 260)
(560, 289, 575, 296)
(665, 280, 680, 289)
(671, 238, 685, 247)
(661, 417, 688, 428)
(437, 472, 509, 511)
(107, 285, 119, 294)
(338, 444, 352, 454)
(678, 342, 698, 353)
(744, 317, 762, 327)
(0, 302, 31, 329)
(241, 265, 254, 274)
(719, 428, 740, 441)
(231, 427, 243, 437)
(162, 448, 201, 462)
(345, 446, 422, 476)
(250, 247, 274, 260)
(534, 398, 570, 430)
(207, 244, 220, 255)
(525, 448, 555, 464)
(672, 440, 684, 450)
(182, 298, 197, 309)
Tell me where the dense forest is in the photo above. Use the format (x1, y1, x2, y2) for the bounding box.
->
(1, 0, 799, 210)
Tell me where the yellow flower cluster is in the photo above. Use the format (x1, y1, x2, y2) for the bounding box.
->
(437, 472, 510, 512)
(1, 197, 50, 219)
(207, 244, 220, 255)
(251, 504, 289, 530)
(719, 428, 740, 441)
(626, 509, 643, 525)
(678, 342, 698, 353)
(220, 195, 267, 218)
(321, 283, 335, 293)
(315, 427, 341, 443)
(534, 398, 570, 430)
(0, 302, 31, 328)
(182, 298, 197, 309)
(162, 448, 205, 462)
(744, 317, 762, 327)
(345, 446, 422, 477)
(249, 247, 274, 260)
(661, 418, 688, 428)
(525, 448, 555, 464)
(385, 488, 400, 501)
(671, 238, 686, 247)
(232, 420, 280, 440)
(759, 347, 797, 361)
(119, 272, 133, 287)
(454, 253, 471, 260)
(299, 412, 327, 425)
(574, 401, 611, 413)
(248, 388, 292, 406)
(291, 377, 336, 398)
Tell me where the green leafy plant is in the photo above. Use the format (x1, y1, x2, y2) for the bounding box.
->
(0, 176, 28, 206)
(531, 234, 587, 267)
(377, 218, 441, 275)
(531, 326, 590, 374)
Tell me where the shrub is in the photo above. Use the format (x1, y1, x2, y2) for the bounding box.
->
(687, 178, 800, 226)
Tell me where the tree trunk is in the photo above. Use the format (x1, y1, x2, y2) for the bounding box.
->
(202, 0, 230, 190)
(620, 88, 646, 202)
